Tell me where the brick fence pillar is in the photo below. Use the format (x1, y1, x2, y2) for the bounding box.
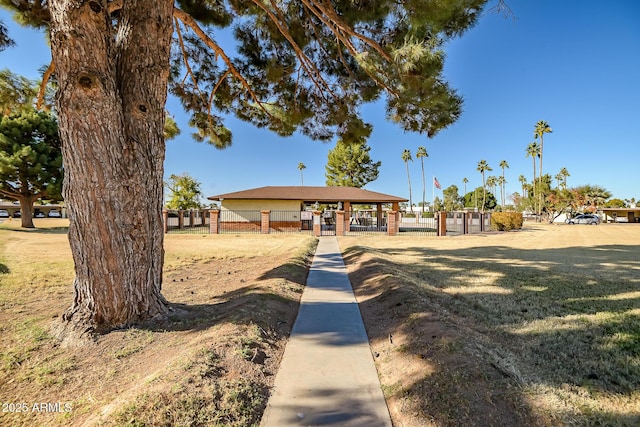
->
(336, 210, 345, 236)
(162, 209, 168, 234)
(438, 211, 447, 236)
(261, 210, 270, 234)
(209, 210, 220, 234)
(387, 211, 398, 236)
(178, 210, 184, 229)
(312, 210, 322, 237)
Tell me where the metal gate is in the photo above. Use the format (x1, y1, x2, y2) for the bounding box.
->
(320, 211, 336, 236)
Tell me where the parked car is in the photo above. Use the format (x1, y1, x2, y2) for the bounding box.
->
(48, 210, 61, 218)
(13, 210, 21, 218)
(34, 210, 45, 218)
(566, 214, 601, 225)
(0, 209, 9, 218)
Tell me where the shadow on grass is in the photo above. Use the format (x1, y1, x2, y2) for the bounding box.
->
(342, 242, 640, 425)
(142, 239, 317, 337)
(0, 226, 69, 234)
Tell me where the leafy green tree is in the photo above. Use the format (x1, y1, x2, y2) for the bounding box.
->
(325, 140, 380, 188)
(1, 0, 490, 333)
(443, 185, 462, 211)
(433, 196, 443, 212)
(0, 108, 62, 228)
(546, 187, 575, 221)
(604, 198, 626, 208)
(463, 187, 496, 211)
(297, 162, 306, 186)
(477, 160, 492, 213)
(401, 149, 413, 209)
(416, 146, 428, 213)
(164, 173, 203, 210)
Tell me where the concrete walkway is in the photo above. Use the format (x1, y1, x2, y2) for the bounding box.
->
(260, 237, 392, 427)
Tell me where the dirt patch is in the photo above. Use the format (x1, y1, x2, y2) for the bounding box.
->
(0, 229, 317, 427)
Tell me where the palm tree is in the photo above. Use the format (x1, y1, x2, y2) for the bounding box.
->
(486, 176, 498, 200)
(416, 146, 428, 213)
(499, 160, 509, 210)
(477, 160, 492, 213)
(496, 176, 506, 208)
(554, 172, 564, 189)
(518, 175, 527, 197)
(534, 120, 552, 214)
(559, 167, 570, 189)
(401, 149, 413, 211)
(297, 162, 306, 186)
(526, 142, 540, 214)
(462, 177, 468, 198)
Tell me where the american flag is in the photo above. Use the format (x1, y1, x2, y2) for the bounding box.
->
(433, 176, 441, 189)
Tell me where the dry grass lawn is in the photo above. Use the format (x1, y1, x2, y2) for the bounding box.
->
(340, 222, 640, 426)
(0, 219, 317, 427)
(2, 219, 639, 426)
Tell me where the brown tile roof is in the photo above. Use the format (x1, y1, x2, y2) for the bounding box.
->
(208, 186, 407, 203)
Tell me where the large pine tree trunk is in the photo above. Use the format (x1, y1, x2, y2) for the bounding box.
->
(49, 0, 174, 334)
(19, 195, 36, 228)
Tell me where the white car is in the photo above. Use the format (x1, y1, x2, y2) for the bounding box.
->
(0, 209, 9, 218)
(48, 210, 62, 218)
(566, 214, 601, 225)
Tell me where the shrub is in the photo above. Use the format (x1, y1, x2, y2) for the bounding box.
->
(491, 212, 523, 231)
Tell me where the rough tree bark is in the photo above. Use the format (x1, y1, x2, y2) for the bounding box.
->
(19, 195, 37, 228)
(49, 0, 174, 335)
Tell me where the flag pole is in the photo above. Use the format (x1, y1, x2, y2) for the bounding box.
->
(432, 176, 435, 212)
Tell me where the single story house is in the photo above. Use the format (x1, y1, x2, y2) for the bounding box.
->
(601, 207, 640, 223)
(207, 186, 407, 233)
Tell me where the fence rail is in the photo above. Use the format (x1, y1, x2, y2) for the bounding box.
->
(165, 210, 210, 234)
(164, 209, 491, 237)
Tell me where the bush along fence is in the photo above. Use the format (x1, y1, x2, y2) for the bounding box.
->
(164, 209, 498, 237)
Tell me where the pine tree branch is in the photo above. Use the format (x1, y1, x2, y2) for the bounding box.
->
(252, 0, 336, 103)
(305, 0, 392, 62)
(173, 17, 205, 100)
(173, 7, 271, 118)
(36, 60, 55, 110)
(300, 0, 396, 96)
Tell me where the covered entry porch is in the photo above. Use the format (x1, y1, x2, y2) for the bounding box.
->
(207, 186, 407, 236)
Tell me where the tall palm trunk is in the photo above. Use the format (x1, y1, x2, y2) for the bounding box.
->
(531, 157, 537, 215)
(405, 162, 413, 211)
(538, 134, 544, 216)
(50, 0, 174, 335)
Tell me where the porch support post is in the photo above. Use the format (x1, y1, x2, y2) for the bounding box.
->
(336, 210, 345, 236)
(312, 210, 322, 237)
(343, 201, 351, 233)
(376, 203, 383, 230)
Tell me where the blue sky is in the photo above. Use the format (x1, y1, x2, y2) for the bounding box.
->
(1, 1, 639, 204)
